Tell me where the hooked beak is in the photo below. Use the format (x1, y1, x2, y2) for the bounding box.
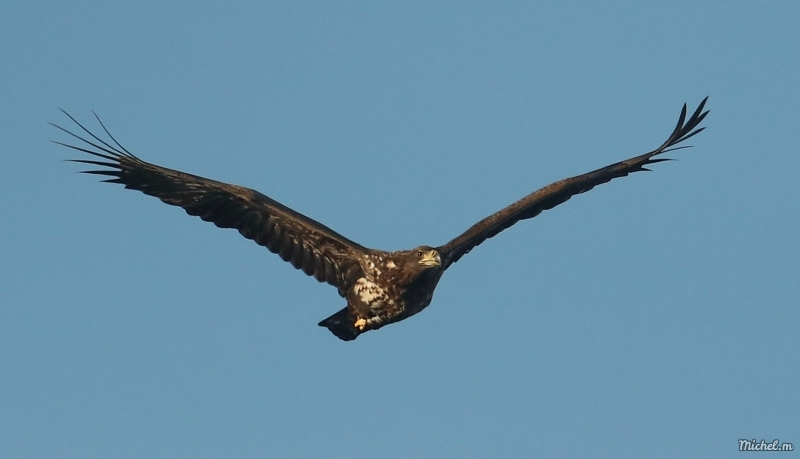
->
(420, 250, 441, 267)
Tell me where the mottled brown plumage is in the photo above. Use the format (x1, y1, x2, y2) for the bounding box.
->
(54, 98, 708, 340)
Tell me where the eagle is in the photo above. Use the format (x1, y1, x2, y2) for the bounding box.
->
(53, 98, 708, 340)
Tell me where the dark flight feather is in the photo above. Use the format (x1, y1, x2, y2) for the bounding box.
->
(54, 98, 708, 340)
(52, 110, 368, 297)
(435, 97, 708, 268)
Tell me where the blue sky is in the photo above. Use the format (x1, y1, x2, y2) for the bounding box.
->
(1, 2, 798, 458)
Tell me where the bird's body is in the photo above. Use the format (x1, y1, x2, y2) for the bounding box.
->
(54, 98, 708, 340)
(320, 248, 444, 340)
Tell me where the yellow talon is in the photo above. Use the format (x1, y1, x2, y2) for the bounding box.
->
(354, 318, 367, 330)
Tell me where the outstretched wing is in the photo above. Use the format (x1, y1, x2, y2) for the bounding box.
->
(436, 98, 709, 269)
(53, 111, 367, 295)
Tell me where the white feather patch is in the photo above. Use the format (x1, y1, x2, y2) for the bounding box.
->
(354, 278, 385, 305)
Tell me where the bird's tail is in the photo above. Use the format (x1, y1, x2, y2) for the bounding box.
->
(318, 308, 361, 341)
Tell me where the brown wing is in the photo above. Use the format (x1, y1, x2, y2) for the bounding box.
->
(436, 98, 709, 269)
(53, 111, 367, 296)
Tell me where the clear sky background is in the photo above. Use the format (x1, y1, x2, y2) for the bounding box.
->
(1, 2, 798, 458)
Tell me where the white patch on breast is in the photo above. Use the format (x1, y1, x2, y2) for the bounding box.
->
(354, 277, 385, 305)
(385, 260, 396, 269)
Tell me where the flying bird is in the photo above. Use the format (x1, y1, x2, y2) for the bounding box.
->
(54, 98, 708, 340)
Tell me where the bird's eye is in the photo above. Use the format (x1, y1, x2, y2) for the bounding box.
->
(416, 251, 423, 258)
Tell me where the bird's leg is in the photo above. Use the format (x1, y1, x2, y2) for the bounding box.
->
(354, 318, 367, 330)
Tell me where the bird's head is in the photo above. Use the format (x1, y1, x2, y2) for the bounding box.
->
(407, 246, 441, 269)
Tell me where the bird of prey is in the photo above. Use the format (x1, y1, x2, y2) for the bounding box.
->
(54, 98, 708, 340)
